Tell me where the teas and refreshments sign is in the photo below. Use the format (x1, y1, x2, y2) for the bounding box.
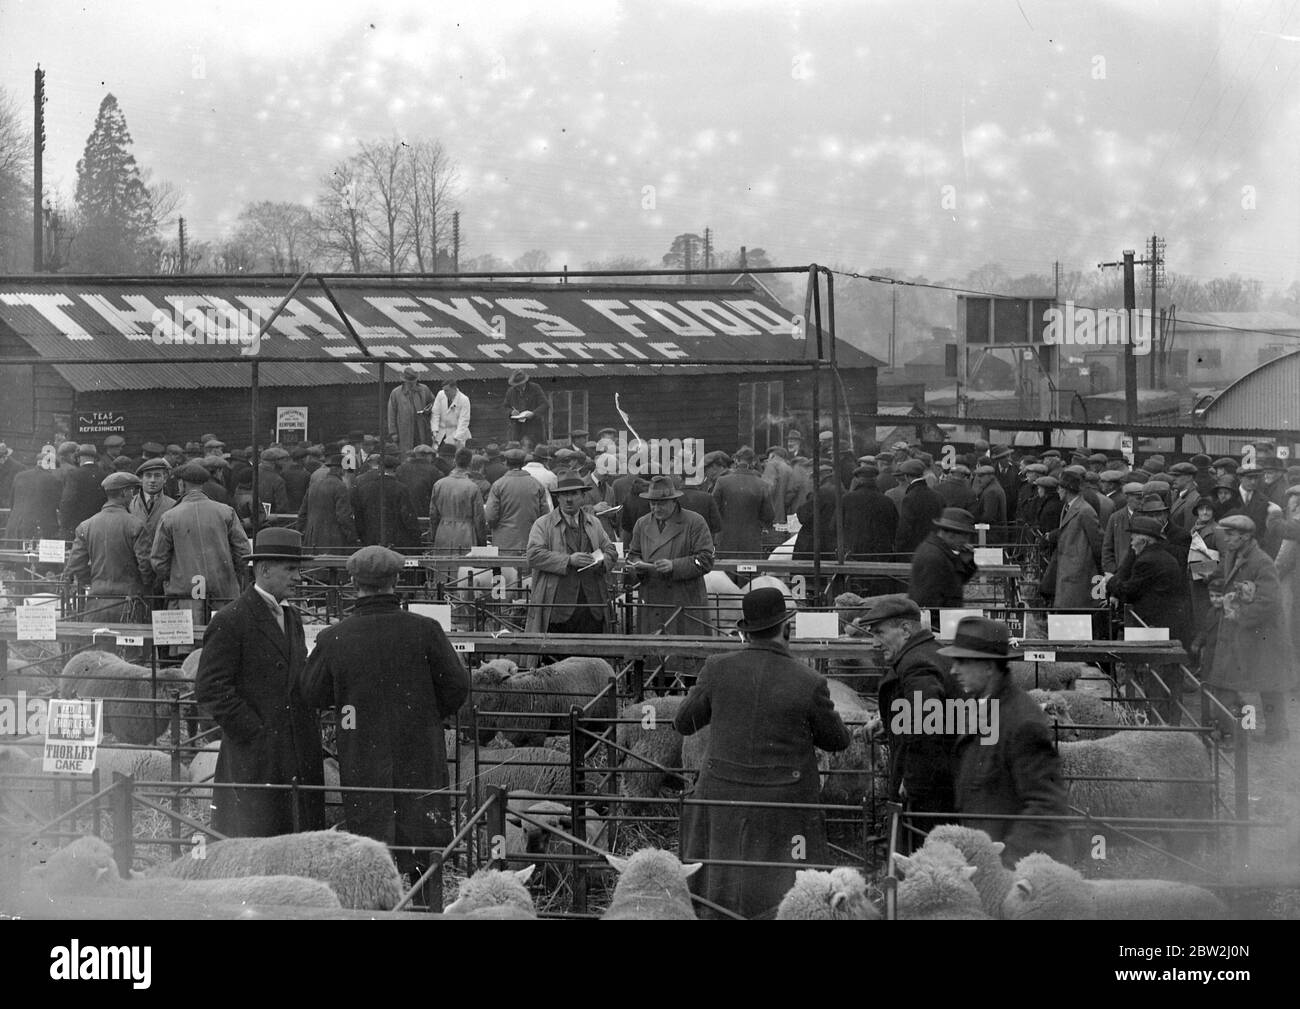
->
(76, 411, 126, 436)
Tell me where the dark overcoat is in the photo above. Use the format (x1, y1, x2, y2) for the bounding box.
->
(877, 630, 958, 817)
(840, 486, 898, 558)
(301, 595, 469, 852)
(895, 480, 945, 555)
(5, 466, 62, 540)
(952, 672, 1070, 867)
(59, 464, 106, 538)
(351, 471, 421, 548)
(1109, 541, 1190, 646)
(1207, 539, 1290, 693)
(296, 472, 358, 554)
(626, 504, 715, 635)
(712, 466, 775, 554)
(908, 532, 977, 608)
(195, 585, 325, 836)
(674, 638, 850, 919)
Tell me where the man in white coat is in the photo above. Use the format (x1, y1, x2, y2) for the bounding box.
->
(432, 377, 472, 449)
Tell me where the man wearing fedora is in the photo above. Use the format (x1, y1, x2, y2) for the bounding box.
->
(63, 471, 154, 624)
(431, 376, 472, 449)
(524, 474, 618, 647)
(857, 595, 959, 846)
(504, 369, 550, 448)
(627, 474, 715, 639)
(151, 461, 251, 623)
(674, 587, 851, 919)
(894, 458, 945, 556)
(387, 365, 436, 456)
(296, 453, 358, 555)
(302, 545, 469, 899)
(909, 507, 978, 608)
(941, 616, 1070, 867)
(1047, 469, 1102, 610)
(196, 528, 325, 837)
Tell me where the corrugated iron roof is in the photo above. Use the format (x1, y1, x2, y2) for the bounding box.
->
(1200, 350, 1300, 427)
(0, 279, 882, 392)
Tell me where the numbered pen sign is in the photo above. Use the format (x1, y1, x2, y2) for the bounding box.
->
(43, 698, 102, 774)
(452, 641, 475, 653)
(16, 605, 57, 641)
(151, 609, 195, 646)
(1024, 650, 1057, 662)
(37, 539, 66, 563)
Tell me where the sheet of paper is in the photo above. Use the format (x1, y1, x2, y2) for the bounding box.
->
(1123, 626, 1169, 642)
(37, 539, 66, 563)
(16, 606, 57, 641)
(466, 545, 499, 557)
(409, 603, 452, 630)
(973, 547, 1004, 566)
(794, 611, 840, 639)
(151, 609, 195, 645)
(1047, 613, 1094, 641)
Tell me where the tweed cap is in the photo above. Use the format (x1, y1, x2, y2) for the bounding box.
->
(1211, 457, 1239, 472)
(1059, 470, 1082, 492)
(347, 545, 405, 585)
(734, 446, 756, 463)
(76, 443, 99, 458)
(411, 444, 436, 456)
(141, 441, 165, 456)
(1169, 462, 1198, 476)
(1088, 453, 1109, 464)
(1189, 454, 1212, 468)
(703, 450, 732, 468)
(103, 434, 125, 448)
(175, 461, 213, 485)
(1024, 463, 1048, 475)
(854, 465, 880, 479)
(856, 594, 922, 627)
(136, 457, 170, 476)
(1099, 469, 1126, 483)
(101, 471, 140, 492)
(1218, 514, 1256, 534)
(899, 459, 925, 478)
(1144, 479, 1171, 496)
(502, 448, 527, 463)
(1035, 475, 1059, 489)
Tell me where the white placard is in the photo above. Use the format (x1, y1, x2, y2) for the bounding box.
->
(117, 634, 144, 647)
(974, 523, 990, 532)
(43, 698, 102, 774)
(452, 641, 475, 653)
(785, 514, 802, 533)
(1123, 626, 1169, 641)
(1120, 435, 1135, 464)
(614, 541, 625, 559)
(736, 563, 758, 573)
(404, 557, 421, 568)
(1024, 650, 1057, 662)
(973, 547, 1004, 566)
(794, 612, 840, 639)
(37, 539, 66, 563)
(466, 545, 499, 557)
(151, 609, 195, 645)
(1047, 613, 1094, 641)
(938, 608, 984, 640)
(16, 606, 57, 641)
(410, 603, 453, 630)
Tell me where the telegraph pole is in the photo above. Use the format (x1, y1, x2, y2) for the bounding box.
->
(702, 226, 712, 270)
(33, 66, 45, 272)
(1146, 234, 1166, 386)
(1099, 249, 1138, 424)
(451, 211, 460, 272)
(177, 217, 188, 274)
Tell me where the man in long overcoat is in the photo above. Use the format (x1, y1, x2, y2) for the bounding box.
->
(64, 472, 153, 623)
(296, 453, 358, 554)
(908, 508, 978, 608)
(627, 475, 715, 636)
(712, 447, 775, 555)
(429, 448, 487, 551)
(524, 474, 618, 636)
(5, 461, 61, 540)
(387, 365, 435, 456)
(196, 528, 325, 837)
(60, 445, 107, 538)
(301, 545, 469, 895)
(485, 447, 549, 583)
(1049, 470, 1102, 608)
(894, 459, 945, 556)
(1205, 515, 1291, 741)
(504, 370, 550, 447)
(352, 450, 422, 549)
(675, 588, 850, 919)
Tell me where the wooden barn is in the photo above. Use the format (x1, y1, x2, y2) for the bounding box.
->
(0, 276, 880, 458)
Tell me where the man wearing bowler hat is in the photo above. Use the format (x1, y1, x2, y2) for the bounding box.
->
(504, 369, 550, 447)
(674, 587, 850, 918)
(857, 595, 959, 846)
(941, 616, 1069, 867)
(387, 365, 436, 456)
(302, 545, 470, 899)
(909, 508, 978, 608)
(196, 527, 325, 837)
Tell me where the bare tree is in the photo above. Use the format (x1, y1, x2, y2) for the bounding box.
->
(404, 138, 457, 272)
(0, 86, 33, 271)
(316, 159, 370, 271)
(513, 249, 551, 273)
(355, 138, 413, 272)
(237, 200, 316, 272)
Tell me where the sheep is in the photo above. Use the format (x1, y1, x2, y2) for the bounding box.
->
(454, 745, 571, 797)
(704, 570, 745, 632)
(748, 574, 795, 602)
(504, 798, 608, 855)
(94, 746, 175, 783)
(148, 828, 403, 910)
(1057, 730, 1213, 855)
(443, 864, 538, 918)
(1028, 688, 1130, 740)
(28, 835, 342, 909)
(616, 694, 688, 798)
(1001, 852, 1229, 920)
(776, 867, 879, 920)
(600, 848, 700, 920)
(1009, 660, 1082, 693)
(58, 650, 187, 744)
(894, 840, 991, 920)
(923, 825, 1013, 919)
(464, 656, 617, 746)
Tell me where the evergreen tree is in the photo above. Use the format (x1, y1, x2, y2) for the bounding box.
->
(72, 94, 156, 272)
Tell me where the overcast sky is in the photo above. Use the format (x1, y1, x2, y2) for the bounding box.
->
(2, 0, 1297, 288)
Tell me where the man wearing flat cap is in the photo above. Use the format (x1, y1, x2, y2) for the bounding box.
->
(352, 448, 421, 549)
(63, 471, 153, 623)
(485, 447, 550, 566)
(130, 458, 176, 605)
(196, 528, 324, 837)
(431, 376, 472, 449)
(858, 595, 959, 846)
(909, 507, 978, 608)
(675, 587, 850, 918)
(504, 370, 550, 448)
(970, 463, 1007, 535)
(937, 463, 977, 513)
(894, 458, 945, 556)
(943, 616, 1070, 867)
(59, 444, 107, 539)
(1168, 462, 1201, 531)
(255, 447, 290, 517)
(302, 545, 470, 898)
(151, 461, 251, 625)
(387, 365, 436, 456)
(627, 474, 715, 638)
(295, 453, 358, 555)
(712, 446, 775, 556)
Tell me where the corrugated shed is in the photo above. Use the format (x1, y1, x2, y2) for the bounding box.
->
(0, 279, 882, 391)
(1199, 351, 1300, 429)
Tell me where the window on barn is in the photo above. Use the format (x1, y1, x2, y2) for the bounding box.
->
(738, 380, 784, 454)
(1193, 348, 1221, 370)
(548, 390, 588, 443)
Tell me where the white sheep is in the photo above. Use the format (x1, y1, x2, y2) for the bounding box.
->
(923, 825, 1013, 919)
(776, 867, 879, 920)
(1028, 688, 1129, 740)
(894, 840, 990, 920)
(148, 828, 403, 910)
(454, 745, 571, 797)
(94, 746, 175, 783)
(465, 656, 617, 746)
(59, 650, 187, 745)
(1058, 730, 1213, 855)
(600, 848, 701, 920)
(444, 864, 538, 918)
(28, 835, 341, 908)
(616, 694, 688, 798)
(1009, 660, 1082, 693)
(505, 796, 608, 855)
(1001, 852, 1229, 920)
(703, 570, 745, 631)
